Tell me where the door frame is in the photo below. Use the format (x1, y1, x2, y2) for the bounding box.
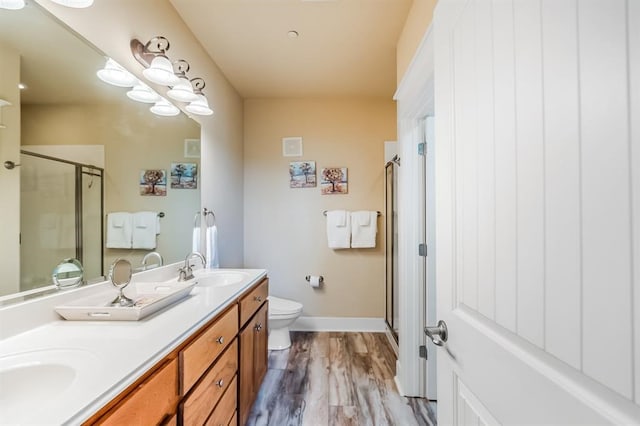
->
(393, 24, 435, 398)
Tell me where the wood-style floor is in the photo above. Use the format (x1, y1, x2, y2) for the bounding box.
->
(246, 332, 437, 426)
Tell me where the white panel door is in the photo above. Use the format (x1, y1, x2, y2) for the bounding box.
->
(433, 0, 640, 423)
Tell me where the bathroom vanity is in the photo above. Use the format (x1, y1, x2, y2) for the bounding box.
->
(0, 265, 268, 425)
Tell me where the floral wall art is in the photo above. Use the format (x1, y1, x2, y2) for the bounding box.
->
(170, 162, 198, 189)
(289, 161, 316, 188)
(140, 169, 167, 196)
(320, 167, 348, 195)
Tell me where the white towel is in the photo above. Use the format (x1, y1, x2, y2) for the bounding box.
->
(132, 211, 158, 249)
(351, 211, 377, 248)
(205, 225, 219, 268)
(326, 210, 351, 249)
(106, 212, 132, 248)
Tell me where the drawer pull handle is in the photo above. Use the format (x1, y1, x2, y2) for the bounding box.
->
(254, 295, 262, 302)
(215, 379, 224, 388)
(215, 336, 224, 345)
(255, 322, 263, 332)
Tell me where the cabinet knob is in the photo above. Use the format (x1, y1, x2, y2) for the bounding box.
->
(215, 336, 224, 345)
(255, 322, 263, 332)
(215, 379, 224, 388)
(254, 295, 262, 302)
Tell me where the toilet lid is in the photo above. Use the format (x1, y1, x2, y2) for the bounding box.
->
(269, 296, 303, 315)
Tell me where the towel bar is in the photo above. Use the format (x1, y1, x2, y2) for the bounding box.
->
(322, 210, 381, 217)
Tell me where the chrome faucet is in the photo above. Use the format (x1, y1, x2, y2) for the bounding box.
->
(178, 251, 206, 281)
(140, 251, 163, 271)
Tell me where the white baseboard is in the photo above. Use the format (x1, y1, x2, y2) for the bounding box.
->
(290, 316, 386, 332)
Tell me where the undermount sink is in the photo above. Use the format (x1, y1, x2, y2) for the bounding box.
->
(194, 270, 251, 287)
(0, 348, 100, 422)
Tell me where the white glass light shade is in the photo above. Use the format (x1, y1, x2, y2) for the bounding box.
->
(126, 83, 160, 104)
(0, 0, 25, 10)
(50, 0, 93, 7)
(142, 55, 179, 86)
(167, 77, 199, 103)
(150, 98, 180, 117)
(97, 58, 137, 87)
(185, 94, 214, 116)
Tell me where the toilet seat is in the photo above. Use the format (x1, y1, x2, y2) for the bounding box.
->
(269, 296, 303, 316)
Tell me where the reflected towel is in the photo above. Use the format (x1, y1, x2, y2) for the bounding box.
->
(205, 225, 219, 268)
(326, 210, 351, 249)
(351, 211, 377, 248)
(132, 211, 158, 249)
(106, 212, 132, 248)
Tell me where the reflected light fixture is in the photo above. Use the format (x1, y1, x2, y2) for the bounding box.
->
(126, 82, 160, 104)
(0, 0, 25, 9)
(185, 79, 213, 116)
(97, 58, 137, 87)
(150, 97, 180, 117)
(50, 0, 93, 7)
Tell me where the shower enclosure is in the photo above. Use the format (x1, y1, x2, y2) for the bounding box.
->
(385, 156, 400, 342)
(19, 150, 104, 292)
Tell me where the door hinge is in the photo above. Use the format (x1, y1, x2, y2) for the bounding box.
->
(419, 345, 428, 360)
(418, 142, 426, 156)
(418, 243, 427, 257)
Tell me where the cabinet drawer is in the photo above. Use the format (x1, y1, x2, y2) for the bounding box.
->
(98, 358, 178, 425)
(181, 340, 238, 426)
(204, 375, 237, 426)
(181, 304, 238, 394)
(239, 278, 268, 326)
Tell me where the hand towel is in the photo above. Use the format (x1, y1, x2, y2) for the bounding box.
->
(132, 211, 158, 249)
(205, 224, 220, 268)
(106, 212, 132, 248)
(351, 210, 377, 248)
(326, 210, 351, 249)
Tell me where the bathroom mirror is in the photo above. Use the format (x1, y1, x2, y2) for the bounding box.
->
(0, 3, 200, 303)
(52, 258, 84, 290)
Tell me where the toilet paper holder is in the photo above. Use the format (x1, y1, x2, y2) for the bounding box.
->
(305, 275, 324, 284)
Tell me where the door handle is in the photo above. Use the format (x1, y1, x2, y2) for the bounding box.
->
(424, 320, 448, 346)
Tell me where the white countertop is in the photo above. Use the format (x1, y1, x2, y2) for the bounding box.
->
(0, 266, 267, 425)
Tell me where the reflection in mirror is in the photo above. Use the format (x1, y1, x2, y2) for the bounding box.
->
(0, 3, 201, 303)
(52, 258, 84, 290)
(109, 258, 133, 307)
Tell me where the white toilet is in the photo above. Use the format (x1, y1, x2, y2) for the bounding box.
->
(268, 296, 303, 350)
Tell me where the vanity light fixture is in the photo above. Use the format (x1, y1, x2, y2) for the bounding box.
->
(126, 82, 160, 104)
(97, 58, 137, 87)
(50, 0, 93, 8)
(0, 0, 25, 10)
(166, 60, 199, 103)
(150, 97, 180, 117)
(185, 78, 213, 116)
(132, 36, 180, 86)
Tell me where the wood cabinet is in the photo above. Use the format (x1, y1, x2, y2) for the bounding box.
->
(238, 279, 269, 426)
(84, 277, 269, 426)
(95, 358, 179, 426)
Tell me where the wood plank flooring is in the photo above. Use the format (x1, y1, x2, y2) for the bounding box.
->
(246, 332, 437, 426)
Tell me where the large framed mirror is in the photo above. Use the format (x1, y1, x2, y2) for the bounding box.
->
(0, 2, 201, 303)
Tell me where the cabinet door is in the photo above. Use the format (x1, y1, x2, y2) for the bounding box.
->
(96, 358, 178, 425)
(238, 302, 268, 426)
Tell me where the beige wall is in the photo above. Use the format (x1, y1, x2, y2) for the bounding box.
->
(0, 43, 21, 295)
(37, 0, 245, 267)
(22, 102, 200, 272)
(397, 0, 438, 86)
(244, 99, 395, 317)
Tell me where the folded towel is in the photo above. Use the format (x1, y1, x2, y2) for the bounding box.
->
(205, 225, 219, 268)
(351, 211, 377, 248)
(106, 212, 132, 248)
(326, 210, 351, 249)
(132, 211, 158, 249)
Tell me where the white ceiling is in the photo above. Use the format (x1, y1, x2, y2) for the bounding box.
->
(169, 0, 413, 99)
